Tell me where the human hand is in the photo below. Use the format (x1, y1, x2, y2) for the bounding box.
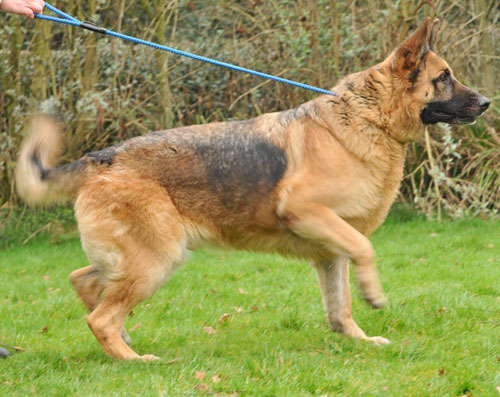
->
(0, 0, 45, 19)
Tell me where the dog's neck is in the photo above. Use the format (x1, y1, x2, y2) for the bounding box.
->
(309, 76, 408, 167)
(329, 65, 425, 144)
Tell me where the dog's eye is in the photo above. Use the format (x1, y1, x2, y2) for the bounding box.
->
(439, 69, 450, 82)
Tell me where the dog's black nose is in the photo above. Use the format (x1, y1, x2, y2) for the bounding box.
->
(478, 95, 490, 112)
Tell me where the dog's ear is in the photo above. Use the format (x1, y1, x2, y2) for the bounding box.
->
(393, 18, 440, 78)
(428, 18, 439, 51)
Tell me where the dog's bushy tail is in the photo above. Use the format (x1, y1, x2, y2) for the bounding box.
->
(16, 116, 89, 205)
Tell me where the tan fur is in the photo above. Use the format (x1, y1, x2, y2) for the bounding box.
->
(16, 116, 92, 205)
(16, 18, 489, 360)
(16, 116, 64, 204)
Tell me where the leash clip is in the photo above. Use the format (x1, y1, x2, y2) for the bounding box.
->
(81, 21, 106, 34)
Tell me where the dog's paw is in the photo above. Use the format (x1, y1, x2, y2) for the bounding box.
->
(366, 294, 387, 309)
(365, 336, 390, 345)
(140, 354, 161, 362)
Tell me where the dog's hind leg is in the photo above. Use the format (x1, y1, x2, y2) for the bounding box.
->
(314, 256, 389, 345)
(86, 248, 178, 361)
(69, 265, 104, 312)
(69, 265, 132, 345)
(75, 170, 186, 360)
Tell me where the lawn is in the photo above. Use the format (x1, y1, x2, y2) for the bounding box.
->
(0, 210, 499, 396)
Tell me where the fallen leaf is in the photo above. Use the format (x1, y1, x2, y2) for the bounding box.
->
(218, 313, 230, 324)
(211, 374, 221, 383)
(238, 288, 246, 294)
(438, 367, 446, 375)
(41, 325, 49, 334)
(163, 358, 182, 365)
(195, 371, 206, 381)
(233, 306, 244, 313)
(430, 233, 439, 237)
(0, 342, 25, 352)
(204, 326, 216, 335)
(496, 386, 500, 396)
(488, 244, 494, 248)
(130, 323, 142, 331)
(251, 304, 259, 312)
(194, 383, 209, 392)
(43, 275, 50, 281)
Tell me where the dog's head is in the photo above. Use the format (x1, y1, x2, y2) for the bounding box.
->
(387, 18, 489, 126)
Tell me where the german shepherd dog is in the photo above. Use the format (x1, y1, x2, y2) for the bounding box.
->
(16, 18, 489, 361)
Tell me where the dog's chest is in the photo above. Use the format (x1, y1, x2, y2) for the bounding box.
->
(308, 147, 405, 232)
(341, 156, 405, 233)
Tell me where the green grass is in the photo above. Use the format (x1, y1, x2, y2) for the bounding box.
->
(1, 212, 499, 395)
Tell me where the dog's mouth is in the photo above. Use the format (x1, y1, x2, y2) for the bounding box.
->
(421, 100, 488, 125)
(449, 116, 477, 125)
(432, 110, 476, 125)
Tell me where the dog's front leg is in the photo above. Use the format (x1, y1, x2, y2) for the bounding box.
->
(314, 256, 390, 345)
(281, 200, 386, 308)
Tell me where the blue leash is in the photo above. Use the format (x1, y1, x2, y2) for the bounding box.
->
(34, 3, 335, 97)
